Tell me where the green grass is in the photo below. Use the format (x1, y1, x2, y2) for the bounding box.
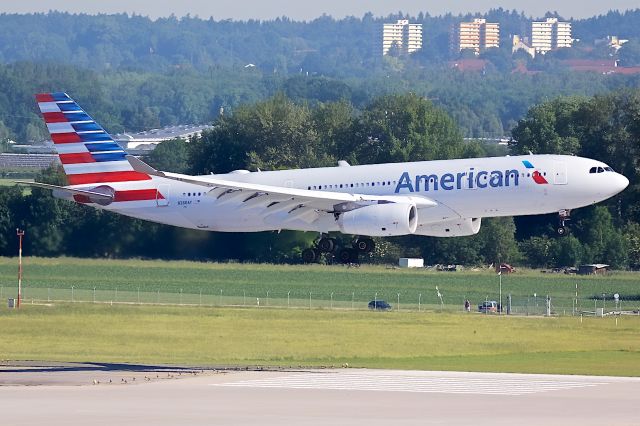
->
(1, 303, 639, 376)
(1, 257, 639, 313)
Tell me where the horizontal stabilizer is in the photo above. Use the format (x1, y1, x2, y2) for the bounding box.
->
(14, 181, 114, 202)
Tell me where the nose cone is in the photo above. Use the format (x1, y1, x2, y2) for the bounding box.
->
(612, 173, 629, 195)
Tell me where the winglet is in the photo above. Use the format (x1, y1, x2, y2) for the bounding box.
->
(125, 155, 165, 177)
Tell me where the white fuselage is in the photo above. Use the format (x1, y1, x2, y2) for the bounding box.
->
(91, 154, 628, 235)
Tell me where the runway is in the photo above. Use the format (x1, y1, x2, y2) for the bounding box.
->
(1, 366, 639, 425)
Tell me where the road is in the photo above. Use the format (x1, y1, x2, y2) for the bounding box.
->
(1, 364, 638, 425)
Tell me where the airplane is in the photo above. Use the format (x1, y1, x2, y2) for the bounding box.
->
(24, 92, 629, 263)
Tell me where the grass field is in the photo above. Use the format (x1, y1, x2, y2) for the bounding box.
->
(1, 302, 639, 376)
(1, 257, 639, 313)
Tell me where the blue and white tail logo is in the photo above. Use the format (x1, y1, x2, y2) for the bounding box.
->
(36, 92, 164, 204)
(36, 92, 151, 186)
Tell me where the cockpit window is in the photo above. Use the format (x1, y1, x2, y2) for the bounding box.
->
(590, 166, 615, 174)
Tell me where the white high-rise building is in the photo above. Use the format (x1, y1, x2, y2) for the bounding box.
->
(531, 18, 573, 54)
(382, 20, 423, 56)
(453, 19, 500, 55)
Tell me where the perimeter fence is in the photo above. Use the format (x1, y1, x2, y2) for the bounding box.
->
(2, 284, 639, 316)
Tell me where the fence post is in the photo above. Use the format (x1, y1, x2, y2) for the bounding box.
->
(266, 291, 269, 307)
(546, 295, 551, 317)
(397, 293, 400, 311)
(287, 291, 290, 308)
(309, 292, 312, 310)
(419, 293, 421, 311)
(71, 286, 74, 302)
(93, 287, 96, 303)
(243, 290, 246, 306)
(331, 292, 334, 310)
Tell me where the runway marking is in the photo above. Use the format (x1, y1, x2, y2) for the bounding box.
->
(214, 372, 605, 395)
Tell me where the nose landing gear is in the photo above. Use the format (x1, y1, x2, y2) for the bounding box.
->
(557, 209, 571, 236)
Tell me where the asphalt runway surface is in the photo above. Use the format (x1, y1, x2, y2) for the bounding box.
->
(1, 363, 639, 425)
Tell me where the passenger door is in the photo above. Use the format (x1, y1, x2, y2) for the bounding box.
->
(553, 161, 567, 185)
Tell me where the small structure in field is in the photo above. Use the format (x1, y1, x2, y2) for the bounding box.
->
(399, 258, 424, 268)
(496, 263, 515, 274)
(578, 264, 609, 275)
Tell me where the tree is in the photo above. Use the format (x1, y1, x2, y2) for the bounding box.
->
(519, 236, 556, 267)
(624, 222, 640, 269)
(510, 97, 585, 155)
(577, 206, 627, 268)
(553, 235, 583, 267)
(618, 40, 640, 66)
(354, 93, 464, 164)
(146, 138, 190, 173)
(476, 217, 521, 264)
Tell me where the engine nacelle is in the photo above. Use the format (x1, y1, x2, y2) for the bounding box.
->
(415, 218, 482, 237)
(338, 203, 418, 237)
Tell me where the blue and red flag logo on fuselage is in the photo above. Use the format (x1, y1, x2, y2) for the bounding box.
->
(522, 160, 548, 184)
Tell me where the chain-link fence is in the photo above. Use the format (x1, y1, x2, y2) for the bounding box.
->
(2, 284, 639, 316)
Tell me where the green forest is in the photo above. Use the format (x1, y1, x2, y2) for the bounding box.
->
(0, 11, 639, 268)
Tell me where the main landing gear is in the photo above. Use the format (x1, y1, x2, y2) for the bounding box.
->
(301, 236, 376, 264)
(557, 209, 571, 236)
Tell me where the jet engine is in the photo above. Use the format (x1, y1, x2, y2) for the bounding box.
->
(415, 217, 481, 237)
(338, 203, 418, 236)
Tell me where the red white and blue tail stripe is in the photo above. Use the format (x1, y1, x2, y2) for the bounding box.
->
(36, 92, 151, 186)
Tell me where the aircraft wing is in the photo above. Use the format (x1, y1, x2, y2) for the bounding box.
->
(126, 156, 436, 222)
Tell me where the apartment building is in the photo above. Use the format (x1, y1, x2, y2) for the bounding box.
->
(531, 18, 572, 54)
(453, 18, 500, 55)
(382, 19, 423, 56)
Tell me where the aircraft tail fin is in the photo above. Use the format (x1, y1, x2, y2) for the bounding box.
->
(35, 93, 151, 186)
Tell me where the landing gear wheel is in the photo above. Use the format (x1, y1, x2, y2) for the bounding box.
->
(317, 237, 336, 253)
(557, 209, 571, 237)
(302, 248, 319, 264)
(354, 238, 375, 253)
(338, 248, 359, 264)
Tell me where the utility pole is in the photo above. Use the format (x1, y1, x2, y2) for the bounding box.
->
(498, 270, 502, 315)
(16, 229, 25, 308)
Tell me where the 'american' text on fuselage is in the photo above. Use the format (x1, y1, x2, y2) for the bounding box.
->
(395, 168, 520, 193)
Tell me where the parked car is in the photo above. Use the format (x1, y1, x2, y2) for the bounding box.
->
(478, 301, 500, 313)
(368, 300, 392, 311)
